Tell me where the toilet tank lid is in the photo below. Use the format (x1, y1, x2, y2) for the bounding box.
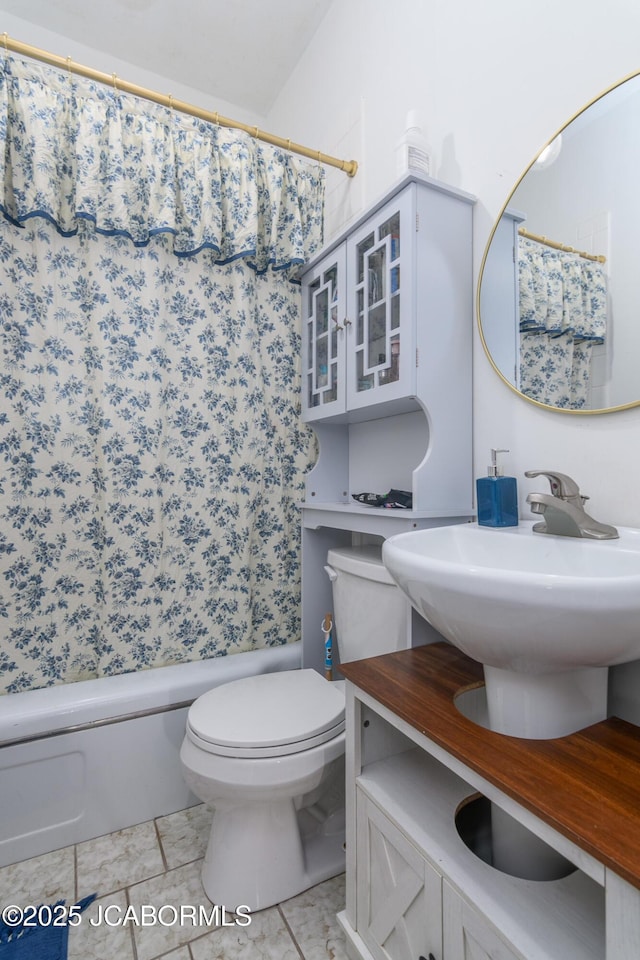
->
(327, 545, 396, 584)
(187, 669, 345, 750)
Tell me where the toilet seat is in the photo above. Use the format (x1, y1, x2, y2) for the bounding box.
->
(186, 669, 345, 759)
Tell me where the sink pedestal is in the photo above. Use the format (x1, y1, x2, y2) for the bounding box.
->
(489, 806, 575, 880)
(483, 664, 609, 739)
(483, 663, 609, 880)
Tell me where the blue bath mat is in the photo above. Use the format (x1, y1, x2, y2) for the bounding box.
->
(0, 895, 96, 958)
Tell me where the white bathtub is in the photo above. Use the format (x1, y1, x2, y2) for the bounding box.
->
(0, 642, 301, 867)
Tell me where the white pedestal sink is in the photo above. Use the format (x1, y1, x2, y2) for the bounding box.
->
(382, 520, 640, 739)
(382, 520, 640, 879)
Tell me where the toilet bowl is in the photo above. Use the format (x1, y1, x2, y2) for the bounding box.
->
(180, 669, 346, 911)
(180, 544, 408, 911)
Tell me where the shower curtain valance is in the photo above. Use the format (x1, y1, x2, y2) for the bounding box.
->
(0, 53, 325, 271)
(518, 236, 608, 408)
(518, 237, 607, 343)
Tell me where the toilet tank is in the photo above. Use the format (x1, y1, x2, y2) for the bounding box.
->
(326, 545, 408, 663)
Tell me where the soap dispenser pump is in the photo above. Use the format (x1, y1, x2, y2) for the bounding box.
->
(476, 448, 518, 527)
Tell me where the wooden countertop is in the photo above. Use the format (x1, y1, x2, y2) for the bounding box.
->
(340, 642, 640, 890)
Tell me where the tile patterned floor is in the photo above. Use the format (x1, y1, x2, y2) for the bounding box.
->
(0, 804, 348, 959)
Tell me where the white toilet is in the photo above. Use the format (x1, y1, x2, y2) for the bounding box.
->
(179, 544, 408, 911)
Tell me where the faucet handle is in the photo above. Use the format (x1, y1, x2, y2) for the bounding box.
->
(524, 470, 584, 502)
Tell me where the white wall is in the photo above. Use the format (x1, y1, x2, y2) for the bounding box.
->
(267, 0, 640, 529)
(0, 10, 263, 127)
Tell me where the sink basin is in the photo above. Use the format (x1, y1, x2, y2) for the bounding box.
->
(382, 520, 640, 738)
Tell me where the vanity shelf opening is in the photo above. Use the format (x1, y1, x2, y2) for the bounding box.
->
(355, 714, 605, 960)
(455, 793, 576, 882)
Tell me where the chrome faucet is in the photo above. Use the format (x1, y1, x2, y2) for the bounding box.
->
(524, 470, 618, 540)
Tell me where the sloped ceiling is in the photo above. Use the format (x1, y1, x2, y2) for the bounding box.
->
(1, 0, 333, 115)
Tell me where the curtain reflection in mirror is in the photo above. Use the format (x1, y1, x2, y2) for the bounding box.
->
(518, 237, 608, 408)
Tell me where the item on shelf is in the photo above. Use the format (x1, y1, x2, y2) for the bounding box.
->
(352, 489, 413, 509)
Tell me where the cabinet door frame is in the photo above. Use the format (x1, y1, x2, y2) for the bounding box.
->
(356, 788, 442, 960)
(345, 186, 417, 412)
(443, 881, 522, 960)
(301, 245, 347, 422)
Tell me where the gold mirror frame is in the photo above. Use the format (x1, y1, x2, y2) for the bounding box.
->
(477, 68, 640, 415)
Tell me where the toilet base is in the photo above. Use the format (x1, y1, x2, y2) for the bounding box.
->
(201, 795, 346, 912)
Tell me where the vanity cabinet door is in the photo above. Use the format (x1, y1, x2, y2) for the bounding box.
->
(301, 245, 347, 422)
(345, 187, 416, 412)
(443, 881, 522, 960)
(356, 789, 442, 960)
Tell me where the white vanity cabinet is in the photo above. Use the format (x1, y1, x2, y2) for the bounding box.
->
(340, 644, 640, 960)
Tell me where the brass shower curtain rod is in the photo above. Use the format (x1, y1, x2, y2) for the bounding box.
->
(1, 34, 358, 178)
(518, 227, 606, 264)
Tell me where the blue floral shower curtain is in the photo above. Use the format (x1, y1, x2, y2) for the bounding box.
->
(0, 53, 323, 694)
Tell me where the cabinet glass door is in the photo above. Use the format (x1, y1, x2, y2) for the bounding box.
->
(301, 248, 346, 421)
(347, 188, 414, 410)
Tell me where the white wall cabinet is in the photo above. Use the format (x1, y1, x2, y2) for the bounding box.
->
(300, 173, 475, 514)
(299, 175, 475, 673)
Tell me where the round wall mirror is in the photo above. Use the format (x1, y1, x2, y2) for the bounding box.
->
(478, 70, 640, 413)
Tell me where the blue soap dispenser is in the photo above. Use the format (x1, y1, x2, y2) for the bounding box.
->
(476, 448, 518, 527)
